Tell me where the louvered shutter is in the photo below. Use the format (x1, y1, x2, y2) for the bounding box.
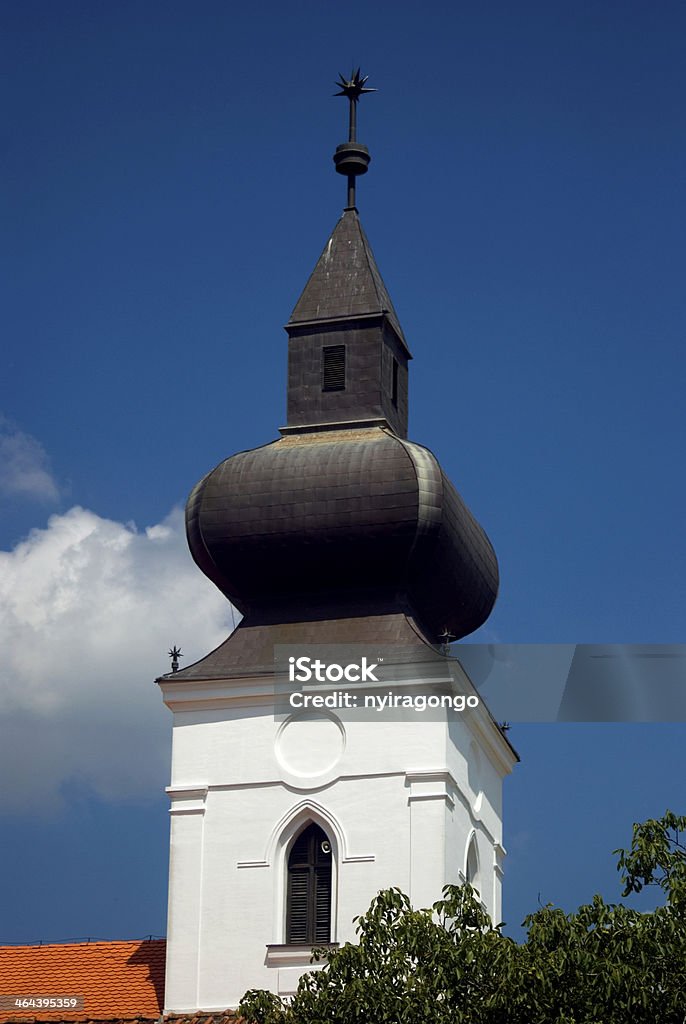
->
(322, 346, 346, 391)
(287, 867, 310, 943)
(313, 864, 332, 942)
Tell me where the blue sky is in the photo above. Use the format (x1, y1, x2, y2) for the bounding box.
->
(1, 0, 685, 946)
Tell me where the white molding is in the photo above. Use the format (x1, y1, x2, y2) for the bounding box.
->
(166, 785, 208, 816)
(406, 769, 456, 808)
(159, 674, 279, 711)
(406, 768, 457, 785)
(265, 943, 338, 966)
(260, 799, 375, 867)
(494, 841, 506, 879)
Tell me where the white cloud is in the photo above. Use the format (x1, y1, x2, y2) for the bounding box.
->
(0, 505, 234, 814)
(0, 419, 60, 501)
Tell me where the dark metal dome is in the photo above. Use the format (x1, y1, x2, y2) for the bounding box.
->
(186, 426, 498, 642)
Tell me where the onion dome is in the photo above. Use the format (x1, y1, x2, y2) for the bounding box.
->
(187, 426, 497, 642)
(185, 71, 498, 647)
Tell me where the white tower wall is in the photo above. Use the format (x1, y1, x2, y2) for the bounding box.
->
(160, 661, 516, 1013)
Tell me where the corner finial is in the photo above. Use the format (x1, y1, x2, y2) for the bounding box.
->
(333, 68, 376, 210)
(168, 645, 183, 673)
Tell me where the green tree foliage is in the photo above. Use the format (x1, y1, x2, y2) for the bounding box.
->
(239, 812, 686, 1024)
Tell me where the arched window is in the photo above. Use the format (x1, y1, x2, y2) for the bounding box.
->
(286, 823, 332, 944)
(466, 834, 480, 896)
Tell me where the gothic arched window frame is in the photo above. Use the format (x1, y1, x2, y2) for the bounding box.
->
(465, 832, 481, 898)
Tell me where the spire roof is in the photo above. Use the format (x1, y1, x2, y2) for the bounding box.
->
(287, 208, 410, 354)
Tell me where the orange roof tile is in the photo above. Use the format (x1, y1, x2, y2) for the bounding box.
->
(0, 939, 165, 1023)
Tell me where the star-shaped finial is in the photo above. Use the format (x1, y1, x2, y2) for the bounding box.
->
(334, 67, 376, 103)
(168, 645, 183, 672)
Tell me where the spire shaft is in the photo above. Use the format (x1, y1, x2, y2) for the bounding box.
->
(347, 175, 355, 208)
(333, 69, 375, 208)
(348, 99, 357, 143)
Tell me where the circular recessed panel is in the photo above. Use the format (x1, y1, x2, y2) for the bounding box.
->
(276, 712, 345, 779)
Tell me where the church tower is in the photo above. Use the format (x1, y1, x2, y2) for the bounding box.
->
(158, 72, 517, 1014)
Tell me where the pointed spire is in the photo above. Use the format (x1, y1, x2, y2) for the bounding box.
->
(283, 75, 410, 437)
(288, 208, 408, 351)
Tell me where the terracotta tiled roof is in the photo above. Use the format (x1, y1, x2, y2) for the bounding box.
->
(0, 939, 165, 1023)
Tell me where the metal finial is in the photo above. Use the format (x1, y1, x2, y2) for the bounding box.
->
(334, 68, 376, 139)
(169, 645, 183, 673)
(438, 629, 457, 655)
(332, 68, 375, 209)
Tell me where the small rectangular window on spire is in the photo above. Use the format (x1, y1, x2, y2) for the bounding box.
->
(391, 357, 399, 407)
(322, 346, 346, 391)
